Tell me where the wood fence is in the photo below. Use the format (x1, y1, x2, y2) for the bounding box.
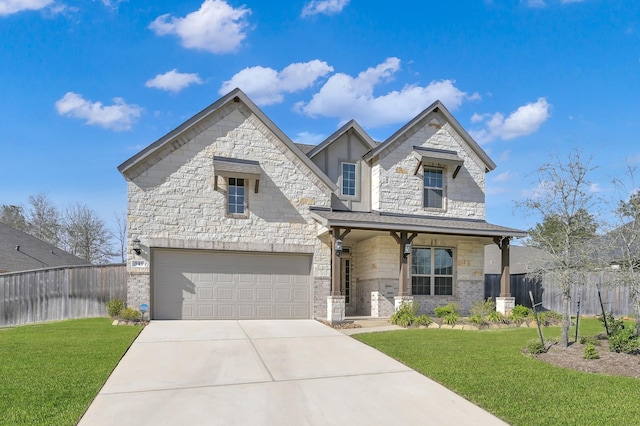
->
(485, 271, 634, 316)
(0, 264, 127, 327)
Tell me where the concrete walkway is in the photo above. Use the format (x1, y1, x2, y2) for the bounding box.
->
(79, 320, 507, 426)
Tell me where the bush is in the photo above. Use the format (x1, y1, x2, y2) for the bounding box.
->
(487, 311, 505, 323)
(471, 298, 495, 318)
(583, 343, 600, 360)
(599, 312, 625, 336)
(119, 307, 142, 322)
(415, 314, 433, 326)
(106, 299, 124, 318)
(578, 335, 601, 346)
(443, 312, 460, 326)
(511, 305, 531, 318)
(390, 302, 431, 327)
(469, 314, 487, 326)
(434, 303, 459, 318)
(526, 339, 546, 354)
(608, 328, 639, 354)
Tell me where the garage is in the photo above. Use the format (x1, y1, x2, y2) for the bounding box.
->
(152, 249, 312, 320)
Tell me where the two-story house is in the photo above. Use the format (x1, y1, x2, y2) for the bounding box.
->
(118, 88, 525, 322)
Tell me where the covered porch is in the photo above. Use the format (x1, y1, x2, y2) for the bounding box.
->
(310, 209, 527, 323)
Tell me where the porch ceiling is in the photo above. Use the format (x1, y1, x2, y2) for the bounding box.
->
(310, 209, 527, 240)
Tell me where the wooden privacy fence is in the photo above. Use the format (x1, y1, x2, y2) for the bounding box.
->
(485, 271, 634, 316)
(0, 264, 127, 327)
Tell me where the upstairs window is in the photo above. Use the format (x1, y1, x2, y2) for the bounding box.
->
(423, 168, 444, 209)
(341, 162, 357, 197)
(228, 177, 246, 216)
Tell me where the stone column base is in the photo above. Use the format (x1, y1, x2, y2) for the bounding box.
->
(327, 296, 346, 324)
(394, 296, 414, 311)
(496, 297, 516, 316)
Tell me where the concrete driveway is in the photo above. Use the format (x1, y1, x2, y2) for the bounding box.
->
(79, 320, 507, 425)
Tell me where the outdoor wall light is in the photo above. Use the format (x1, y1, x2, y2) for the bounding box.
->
(403, 243, 412, 257)
(335, 239, 343, 257)
(133, 238, 141, 256)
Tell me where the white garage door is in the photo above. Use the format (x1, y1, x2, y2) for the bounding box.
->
(152, 249, 312, 320)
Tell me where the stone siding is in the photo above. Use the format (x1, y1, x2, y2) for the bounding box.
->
(125, 102, 332, 315)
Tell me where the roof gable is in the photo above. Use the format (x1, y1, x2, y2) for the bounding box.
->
(363, 101, 496, 172)
(118, 88, 336, 191)
(307, 119, 378, 159)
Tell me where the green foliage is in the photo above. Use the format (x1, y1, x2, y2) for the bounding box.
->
(443, 312, 460, 326)
(599, 312, 625, 336)
(390, 302, 431, 327)
(608, 328, 639, 354)
(526, 339, 547, 354)
(583, 343, 600, 359)
(469, 314, 487, 326)
(106, 299, 124, 318)
(578, 335, 600, 346)
(487, 311, 505, 323)
(119, 307, 142, 322)
(511, 305, 531, 322)
(434, 303, 459, 319)
(0, 318, 140, 425)
(471, 298, 495, 318)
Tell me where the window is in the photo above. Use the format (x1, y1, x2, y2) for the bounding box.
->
(423, 168, 444, 209)
(341, 162, 357, 197)
(411, 247, 454, 295)
(227, 177, 246, 215)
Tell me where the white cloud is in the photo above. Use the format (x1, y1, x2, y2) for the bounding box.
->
(220, 60, 333, 105)
(470, 98, 551, 144)
(301, 0, 349, 17)
(493, 171, 519, 183)
(296, 57, 471, 128)
(149, 0, 250, 54)
(145, 69, 203, 93)
(589, 183, 601, 193)
(295, 132, 326, 145)
(55, 92, 142, 131)
(0, 0, 53, 15)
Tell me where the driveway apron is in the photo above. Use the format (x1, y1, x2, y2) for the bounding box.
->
(79, 320, 507, 425)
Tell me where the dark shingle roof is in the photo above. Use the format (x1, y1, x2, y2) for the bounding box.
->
(0, 222, 91, 273)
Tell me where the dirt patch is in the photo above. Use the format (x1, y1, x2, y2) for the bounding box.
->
(317, 320, 362, 329)
(534, 341, 640, 379)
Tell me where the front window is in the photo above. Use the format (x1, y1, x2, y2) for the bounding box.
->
(228, 177, 245, 215)
(341, 162, 357, 197)
(424, 168, 443, 209)
(411, 247, 454, 295)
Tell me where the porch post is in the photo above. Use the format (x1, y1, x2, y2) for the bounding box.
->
(327, 227, 350, 323)
(391, 231, 418, 311)
(494, 236, 515, 315)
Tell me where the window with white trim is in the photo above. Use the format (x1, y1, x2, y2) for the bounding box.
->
(227, 177, 246, 216)
(411, 247, 454, 295)
(341, 162, 357, 197)
(423, 168, 444, 209)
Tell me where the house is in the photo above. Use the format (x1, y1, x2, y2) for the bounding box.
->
(118, 88, 526, 322)
(0, 222, 91, 273)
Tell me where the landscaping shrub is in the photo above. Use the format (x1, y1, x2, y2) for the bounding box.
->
(487, 311, 505, 324)
(119, 307, 142, 322)
(434, 303, 459, 318)
(471, 298, 495, 318)
(106, 299, 124, 318)
(526, 339, 547, 354)
(443, 312, 460, 326)
(390, 302, 431, 327)
(469, 314, 487, 326)
(608, 327, 639, 354)
(599, 312, 625, 336)
(579, 335, 601, 346)
(511, 305, 531, 323)
(415, 314, 433, 326)
(583, 343, 600, 360)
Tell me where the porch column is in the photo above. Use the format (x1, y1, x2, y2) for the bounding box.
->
(494, 236, 515, 315)
(391, 231, 418, 311)
(327, 227, 350, 323)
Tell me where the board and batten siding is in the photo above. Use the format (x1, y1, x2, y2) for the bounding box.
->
(0, 264, 126, 327)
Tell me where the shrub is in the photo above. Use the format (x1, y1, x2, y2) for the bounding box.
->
(578, 335, 601, 346)
(583, 343, 600, 360)
(511, 305, 531, 323)
(443, 312, 460, 326)
(599, 312, 625, 336)
(471, 298, 495, 318)
(434, 303, 459, 319)
(469, 314, 487, 326)
(106, 299, 124, 318)
(415, 314, 433, 326)
(119, 307, 142, 322)
(487, 311, 505, 323)
(390, 302, 432, 327)
(608, 328, 639, 354)
(526, 339, 546, 354)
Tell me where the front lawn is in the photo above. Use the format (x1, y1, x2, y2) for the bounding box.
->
(0, 318, 141, 426)
(355, 319, 640, 426)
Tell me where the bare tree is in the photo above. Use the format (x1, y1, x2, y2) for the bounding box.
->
(61, 203, 114, 264)
(113, 211, 128, 263)
(609, 165, 640, 335)
(0, 205, 28, 231)
(520, 150, 600, 348)
(26, 193, 62, 246)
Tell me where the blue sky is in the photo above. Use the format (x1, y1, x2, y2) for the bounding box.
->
(1, 0, 640, 235)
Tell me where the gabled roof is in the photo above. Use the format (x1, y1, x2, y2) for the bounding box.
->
(118, 88, 337, 191)
(363, 100, 497, 172)
(307, 119, 378, 159)
(0, 222, 91, 273)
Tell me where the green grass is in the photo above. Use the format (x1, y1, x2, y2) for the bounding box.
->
(355, 318, 640, 426)
(0, 318, 141, 426)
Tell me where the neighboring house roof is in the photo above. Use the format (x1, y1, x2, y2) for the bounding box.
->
(310, 209, 527, 238)
(118, 88, 337, 191)
(484, 244, 548, 274)
(0, 222, 91, 273)
(363, 100, 497, 172)
(307, 119, 378, 159)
